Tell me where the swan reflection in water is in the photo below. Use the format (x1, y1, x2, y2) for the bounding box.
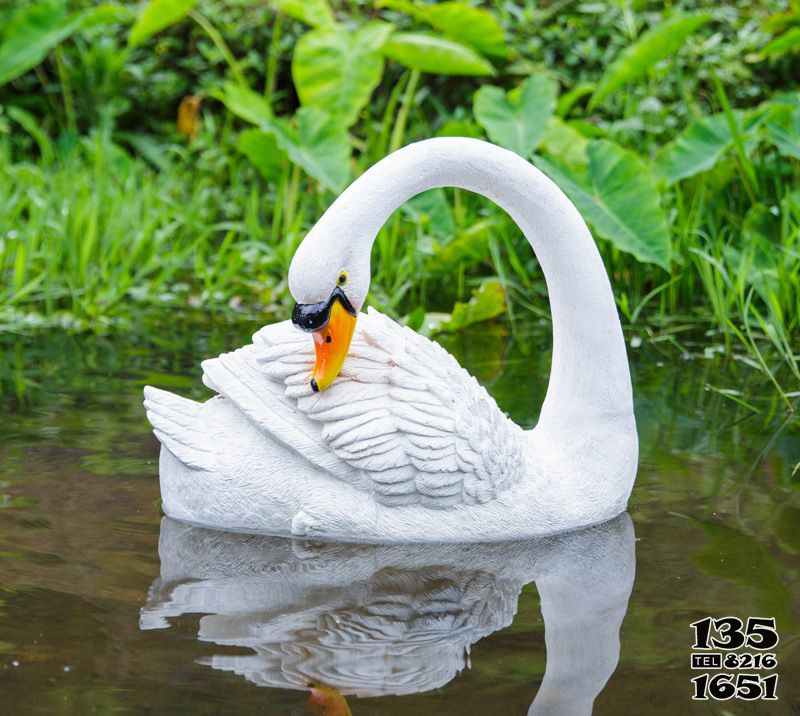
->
(140, 513, 635, 714)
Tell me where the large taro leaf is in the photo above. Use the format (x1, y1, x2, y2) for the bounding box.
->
(292, 22, 393, 129)
(473, 76, 557, 159)
(764, 92, 800, 160)
(213, 82, 273, 127)
(268, 0, 335, 30)
(426, 219, 496, 275)
(766, 108, 800, 160)
(217, 84, 349, 192)
(589, 13, 711, 108)
(270, 107, 351, 193)
(402, 189, 455, 238)
(438, 279, 507, 332)
(537, 140, 671, 270)
(379, 0, 507, 58)
(0, 0, 129, 86)
(128, 0, 197, 47)
(540, 116, 589, 169)
(655, 110, 768, 185)
(382, 32, 495, 76)
(236, 130, 286, 182)
(420, 1, 506, 58)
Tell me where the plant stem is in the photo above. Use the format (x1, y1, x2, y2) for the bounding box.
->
(190, 11, 248, 89)
(264, 11, 284, 103)
(54, 47, 76, 134)
(390, 69, 420, 153)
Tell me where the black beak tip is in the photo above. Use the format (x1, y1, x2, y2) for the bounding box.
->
(310, 378, 319, 393)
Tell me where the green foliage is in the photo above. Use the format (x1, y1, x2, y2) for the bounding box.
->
(269, 0, 335, 30)
(762, 26, 800, 57)
(380, 0, 508, 58)
(382, 33, 495, 75)
(214, 82, 273, 126)
(236, 129, 284, 181)
(128, 0, 197, 48)
(539, 142, 671, 270)
(216, 80, 349, 192)
(765, 93, 800, 160)
(0, 0, 128, 87)
(292, 22, 393, 128)
(441, 279, 507, 331)
(540, 118, 588, 169)
(270, 107, 350, 192)
(656, 111, 756, 185)
(473, 76, 557, 158)
(589, 12, 712, 109)
(0, 0, 798, 398)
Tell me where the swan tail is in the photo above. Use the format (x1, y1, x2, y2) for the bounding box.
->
(143, 386, 216, 472)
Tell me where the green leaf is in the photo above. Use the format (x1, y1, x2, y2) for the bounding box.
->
(436, 119, 483, 139)
(556, 82, 594, 117)
(216, 84, 348, 190)
(762, 26, 800, 57)
(7, 106, 54, 163)
(269, 0, 335, 30)
(427, 219, 495, 274)
(655, 110, 767, 185)
(402, 189, 454, 237)
(589, 13, 711, 108)
(128, 0, 197, 48)
(213, 82, 273, 127)
(382, 32, 495, 76)
(440, 279, 507, 332)
(0, 0, 127, 87)
(765, 97, 800, 160)
(418, 2, 507, 58)
(540, 117, 589, 169)
(538, 140, 671, 269)
(378, 0, 506, 57)
(292, 22, 392, 128)
(655, 113, 736, 185)
(116, 131, 172, 172)
(272, 108, 351, 192)
(473, 76, 557, 158)
(237, 130, 286, 182)
(723, 203, 780, 304)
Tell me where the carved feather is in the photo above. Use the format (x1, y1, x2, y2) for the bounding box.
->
(251, 308, 527, 509)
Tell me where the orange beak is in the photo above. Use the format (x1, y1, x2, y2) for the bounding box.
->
(310, 300, 357, 392)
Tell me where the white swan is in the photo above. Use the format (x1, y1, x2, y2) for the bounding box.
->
(143, 137, 638, 541)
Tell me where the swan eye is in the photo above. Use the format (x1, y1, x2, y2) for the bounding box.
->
(337, 271, 349, 286)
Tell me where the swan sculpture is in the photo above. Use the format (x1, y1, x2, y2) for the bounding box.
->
(144, 137, 638, 540)
(140, 513, 636, 713)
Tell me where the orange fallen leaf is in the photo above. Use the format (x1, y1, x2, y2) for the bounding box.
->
(177, 95, 202, 141)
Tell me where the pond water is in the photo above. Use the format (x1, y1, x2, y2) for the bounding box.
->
(1, 320, 799, 714)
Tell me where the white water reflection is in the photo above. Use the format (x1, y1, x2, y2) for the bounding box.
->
(140, 513, 635, 714)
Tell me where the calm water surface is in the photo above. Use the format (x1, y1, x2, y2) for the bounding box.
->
(1, 321, 799, 714)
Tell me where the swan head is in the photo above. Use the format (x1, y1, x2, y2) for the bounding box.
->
(288, 229, 370, 392)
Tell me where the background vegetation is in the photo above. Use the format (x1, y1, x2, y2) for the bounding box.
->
(0, 0, 798, 405)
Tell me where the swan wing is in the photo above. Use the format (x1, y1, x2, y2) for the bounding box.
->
(144, 387, 219, 471)
(256, 308, 526, 508)
(199, 322, 365, 483)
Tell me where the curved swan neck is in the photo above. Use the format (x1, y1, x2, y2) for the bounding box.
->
(300, 138, 634, 426)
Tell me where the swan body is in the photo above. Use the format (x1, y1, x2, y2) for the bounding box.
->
(144, 137, 638, 541)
